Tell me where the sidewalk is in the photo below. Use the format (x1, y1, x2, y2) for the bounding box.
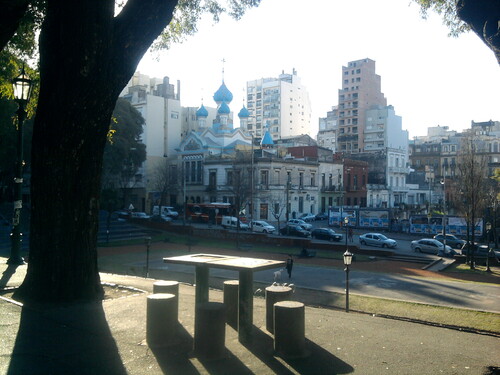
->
(1, 258, 499, 375)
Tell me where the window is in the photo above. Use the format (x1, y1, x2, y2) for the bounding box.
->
(260, 203, 268, 220)
(227, 170, 233, 185)
(170, 111, 179, 119)
(299, 172, 304, 188)
(310, 172, 315, 186)
(261, 170, 269, 187)
(209, 170, 216, 188)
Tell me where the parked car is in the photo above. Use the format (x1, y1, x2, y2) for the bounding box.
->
(359, 233, 397, 248)
(299, 213, 316, 222)
(280, 224, 311, 238)
(433, 234, 465, 249)
(151, 214, 172, 223)
(163, 206, 179, 218)
(250, 220, 276, 234)
(315, 212, 328, 221)
(131, 212, 150, 220)
(411, 238, 455, 256)
(221, 216, 249, 230)
(460, 243, 494, 257)
(287, 219, 313, 231)
(311, 228, 343, 242)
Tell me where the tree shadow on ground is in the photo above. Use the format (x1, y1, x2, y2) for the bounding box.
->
(242, 326, 353, 375)
(0, 264, 19, 289)
(7, 301, 126, 375)
(150, 322, 253, 375)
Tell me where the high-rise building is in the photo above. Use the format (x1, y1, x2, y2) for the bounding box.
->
(246, 69, 311, 139)
(337, 58, 387, 153)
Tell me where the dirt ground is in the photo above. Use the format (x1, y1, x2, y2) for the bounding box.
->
(98, 241, 500, 285)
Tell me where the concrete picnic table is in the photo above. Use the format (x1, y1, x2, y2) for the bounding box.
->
(163, 253, 285, 343)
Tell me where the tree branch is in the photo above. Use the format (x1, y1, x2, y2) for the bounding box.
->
(457, 0, 500, 64)
(111, 0, 179, 87)
(0, 0, 30, 52)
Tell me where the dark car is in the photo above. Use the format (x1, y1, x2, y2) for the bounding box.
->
(433, 234, 465, 249)
(311, 228, 343, 242)
(315, 212, 328, 221)
(280, 224, 311, 238)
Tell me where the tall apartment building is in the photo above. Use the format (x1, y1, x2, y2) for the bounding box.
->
(317, 106, 338, 151)
(246, 69, 312, 140)
(120, 72, 183, 210)
(337, 58, 387, 153)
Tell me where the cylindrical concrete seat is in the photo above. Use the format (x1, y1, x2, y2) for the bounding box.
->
(274, 301, 308, 358)
(223, 280, 239, 329)
(153, 281, 179, 312)
(153, 280, 179, 295)
(194, 302, 227, 360)
(265, 285, 293, 333)
(146, 293, 178, 347)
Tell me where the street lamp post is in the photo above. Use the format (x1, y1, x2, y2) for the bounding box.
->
(485, 222, 491, 273)
(8, 66, 33, 265)
(440, 169, 447, 249)
(343, 246, 353, 313)
(145, 236, 151, 278)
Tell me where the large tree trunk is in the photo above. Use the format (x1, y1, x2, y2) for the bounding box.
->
(15, 0, 178, 303)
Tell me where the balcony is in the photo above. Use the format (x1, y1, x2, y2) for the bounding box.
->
(388, 166, 410, 174)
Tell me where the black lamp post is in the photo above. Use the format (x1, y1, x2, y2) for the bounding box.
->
(485, 222, 491, 273)
(145, 236, 152, 278)
(8, 66, 33, 265)
(343, 248, 353, 313)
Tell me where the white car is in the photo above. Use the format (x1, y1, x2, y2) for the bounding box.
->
(411, 239, 455, 256)
(359, 233, 397, 248)
(287, 219, 313, 231)
(164, 206, 179, 218)
(251, 220, 276, 234)
(299, 213, 316, 222)
(131, 212, 150, 220)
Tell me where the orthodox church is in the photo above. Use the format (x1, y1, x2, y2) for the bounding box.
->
(177, 78, 275, 158)
(177, 81, 252, 158)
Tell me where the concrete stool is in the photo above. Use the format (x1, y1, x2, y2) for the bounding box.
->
(194, 302, 227, 360)
(223, 280, 239, 329)
(153, 280, 179, 295)
(146, 293, 178, 347)
(274, 301, 308, 359)
(265, 285, 293, 333)
(153, 281, 179, 312)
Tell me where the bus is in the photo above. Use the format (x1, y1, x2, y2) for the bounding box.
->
(409, 215, 483, 236)
(185, 202, 233, 224)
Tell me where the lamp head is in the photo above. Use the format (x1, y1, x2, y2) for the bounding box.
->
(12, 66, 33, 104)
(343, 250, 353, 266)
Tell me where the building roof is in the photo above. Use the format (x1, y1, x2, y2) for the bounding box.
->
(196, 104, 208, 117)
(261, 130, 274, 146)
(218, 101, 230, 114)
(238, 105, 250, 118)
(213, 81, 233, 104)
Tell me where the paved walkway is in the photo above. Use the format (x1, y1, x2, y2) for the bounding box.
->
(1, 258, 499, 375)
(100, 250, 500, 313)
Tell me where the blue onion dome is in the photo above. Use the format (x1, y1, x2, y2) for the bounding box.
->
(261, 130, 274, 146)
(218, 101, 230, 114)
(238, 105, 250, 118)
(196, 104, 208, 117)
(213, 81, 233, 104)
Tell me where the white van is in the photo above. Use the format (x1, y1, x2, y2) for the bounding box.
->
(221, 216, 249, 230)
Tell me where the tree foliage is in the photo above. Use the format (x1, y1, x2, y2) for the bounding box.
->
(102, 98, 146, 190)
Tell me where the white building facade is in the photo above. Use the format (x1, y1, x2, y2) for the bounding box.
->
(246, 69, 312, 139)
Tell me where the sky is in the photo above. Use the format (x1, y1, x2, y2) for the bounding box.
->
(136, 0, 500, 139)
